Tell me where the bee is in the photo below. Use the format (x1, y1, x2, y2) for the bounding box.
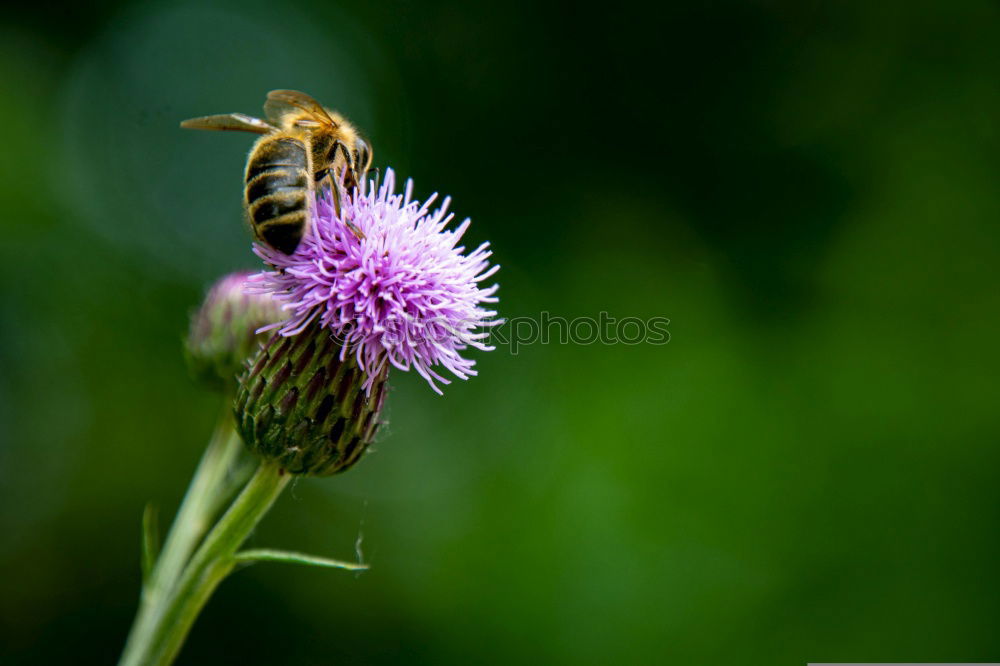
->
(181, 89, 373, 254)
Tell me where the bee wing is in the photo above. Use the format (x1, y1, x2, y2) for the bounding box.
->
(180, 113, 276, 134)
(264, 89, 336, 126)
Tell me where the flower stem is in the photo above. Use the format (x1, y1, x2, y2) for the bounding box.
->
(122, 462, 290, 666)
(118, 405, 247, 666)
(149, 407, 244, 602)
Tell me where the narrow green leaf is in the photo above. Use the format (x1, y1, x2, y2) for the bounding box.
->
(233, 548, 368, 572)
(141, 503, 160, 585)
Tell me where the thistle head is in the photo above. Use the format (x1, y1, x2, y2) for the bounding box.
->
(234, 169, 497, 474)
(185, 271, 286, 391)
(248, 169, 500, 394)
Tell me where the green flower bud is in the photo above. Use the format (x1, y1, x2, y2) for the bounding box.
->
(234, 325, 388, 476)
(185, 272, 285, 391)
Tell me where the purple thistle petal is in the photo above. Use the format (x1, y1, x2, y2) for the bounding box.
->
(247, 169, 500, 394)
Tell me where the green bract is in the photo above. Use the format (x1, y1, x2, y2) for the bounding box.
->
(234, 326, 387, 475)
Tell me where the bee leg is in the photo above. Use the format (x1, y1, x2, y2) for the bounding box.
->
(317, 169, 343, 216)
(318, 168, 366, 240)
(330, 140, 362, 193)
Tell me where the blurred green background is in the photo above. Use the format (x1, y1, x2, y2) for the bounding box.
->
(2, 0, 999, 663)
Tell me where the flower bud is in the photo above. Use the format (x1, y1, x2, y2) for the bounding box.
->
(185, 272, 286, 391)
(234, 324, 388, 476)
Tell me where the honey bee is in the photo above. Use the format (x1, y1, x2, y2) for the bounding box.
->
(181, 89, 373, 254)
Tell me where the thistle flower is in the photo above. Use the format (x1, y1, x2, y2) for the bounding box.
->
(185, 271, 286, 390)
(248, 169, 500, 394)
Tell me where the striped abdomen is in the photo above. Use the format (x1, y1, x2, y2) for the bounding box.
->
(245, 135, 310, 254)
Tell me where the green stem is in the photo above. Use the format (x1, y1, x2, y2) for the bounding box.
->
(149, 407, 244, 601)
(124, 462, 290, 666)
(119, 405, 246, 665)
